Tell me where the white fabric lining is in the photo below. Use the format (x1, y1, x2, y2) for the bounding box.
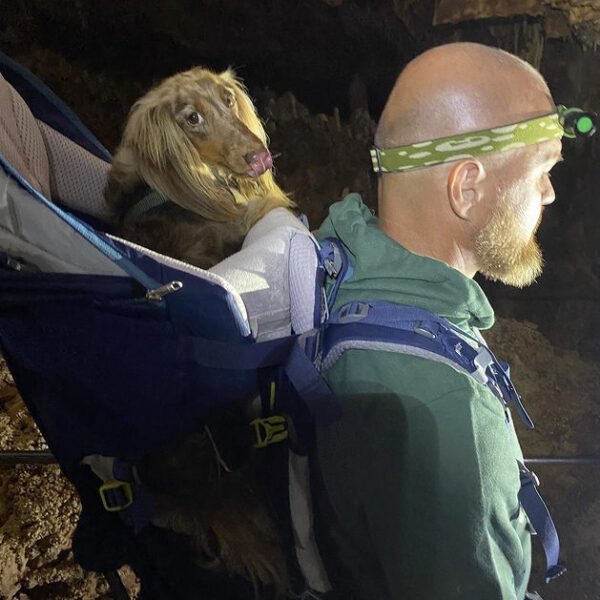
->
(1, 167, 125, 276)
(211, 208, 318, 341)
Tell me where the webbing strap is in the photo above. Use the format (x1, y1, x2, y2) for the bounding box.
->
(188, 332, 339, 424)
(322, 301, 533, 426)
(82, 455, 154, 533)
(518, 463, 566, 583)
(318, 237, 354, 312)
(189, 333, 297, 369)
(285, 341, 341, 425)
(122, 190, 170, 225)
(320, 300, 563, 583)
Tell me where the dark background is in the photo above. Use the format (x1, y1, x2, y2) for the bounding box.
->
(1, 1, 599, 598)
(2, 0, 599, 360)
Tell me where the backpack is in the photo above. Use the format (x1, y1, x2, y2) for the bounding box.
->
(0, 51, 564, 599)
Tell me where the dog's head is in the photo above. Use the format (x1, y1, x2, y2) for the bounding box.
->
(106, 67, 285, 222)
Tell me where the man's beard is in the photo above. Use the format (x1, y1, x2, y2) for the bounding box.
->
(474, 192, 544, 288)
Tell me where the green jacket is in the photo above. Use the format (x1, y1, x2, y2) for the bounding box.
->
(314, 194, 531, 599)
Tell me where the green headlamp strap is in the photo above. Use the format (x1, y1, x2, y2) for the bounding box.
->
(370, 106, 597, 174)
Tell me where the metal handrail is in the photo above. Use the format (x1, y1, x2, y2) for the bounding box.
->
(0, 451, 57, 465)
(1, 450, 600, 467)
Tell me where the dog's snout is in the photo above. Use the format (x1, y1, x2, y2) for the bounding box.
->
(245, 150, 273, 177)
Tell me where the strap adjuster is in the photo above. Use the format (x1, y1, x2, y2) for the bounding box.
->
(336, 301, 370, 323)
(99, 480, 133, 512)
(520, 464, 540, 488)
(251, 415, 288, 448)
(545, 563, 567, 583)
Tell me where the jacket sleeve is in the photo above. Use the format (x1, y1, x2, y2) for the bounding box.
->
(360, 381, 531, 599)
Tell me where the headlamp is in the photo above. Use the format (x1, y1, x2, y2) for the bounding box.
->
(557, 105, 597, 139)
(371, 105, 597, 174)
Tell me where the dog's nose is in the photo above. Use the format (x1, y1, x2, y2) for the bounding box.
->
(245, 150, 273, 177)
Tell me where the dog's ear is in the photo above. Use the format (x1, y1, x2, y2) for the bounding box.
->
(219, 69, 268, 145)
(122, 96, 199, 196)
(104, 145, 140, 217)
(125, 98, 180, 170)
(104, 99, 178, 215)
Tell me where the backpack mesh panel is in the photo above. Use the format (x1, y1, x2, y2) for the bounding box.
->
(37, 121, 112, 221)
(289, 233, 319, 334)
(0, 74, 51, 198)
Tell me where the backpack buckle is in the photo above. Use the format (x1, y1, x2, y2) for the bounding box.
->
(98, 480, 133, 512)
(251, 415, 289, 448)
(321, 242, 343, 278)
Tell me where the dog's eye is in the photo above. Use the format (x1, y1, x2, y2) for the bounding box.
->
(186, 111, 203, 126)
(224, 93, 235, 108)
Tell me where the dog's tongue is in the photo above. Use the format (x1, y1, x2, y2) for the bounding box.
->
(246, 150, 273, 177)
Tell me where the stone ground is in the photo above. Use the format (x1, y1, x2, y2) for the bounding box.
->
(485, 320, 600, 599)
(1, 317, 598, 599)
(0, 358, 139, 600)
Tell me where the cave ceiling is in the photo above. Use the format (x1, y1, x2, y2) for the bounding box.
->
(4, 0, 600, 121)
(1, 0, 599, 355)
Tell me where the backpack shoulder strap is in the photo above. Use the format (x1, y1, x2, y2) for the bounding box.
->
(317, 299, 565, 584)
(320, 300, 533, 425)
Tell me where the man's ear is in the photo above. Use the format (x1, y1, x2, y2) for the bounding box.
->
(447, 159, 486, 220)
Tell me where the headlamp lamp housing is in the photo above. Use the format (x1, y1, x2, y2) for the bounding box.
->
(557, 105, 597, 139)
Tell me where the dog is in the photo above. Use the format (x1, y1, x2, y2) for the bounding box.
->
(104, 67, 295, 594)
(105, 66, 294, 268)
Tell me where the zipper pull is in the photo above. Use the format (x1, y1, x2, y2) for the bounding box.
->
(146, 280, 183, 302)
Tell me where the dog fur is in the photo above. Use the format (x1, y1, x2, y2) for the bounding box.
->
(105, 66, 294, 268)
(105, 67, 295, 593)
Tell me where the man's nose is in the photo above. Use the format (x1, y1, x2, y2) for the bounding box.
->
(542, 177, 556, 206)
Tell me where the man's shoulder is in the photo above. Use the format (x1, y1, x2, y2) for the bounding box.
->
(323, 345, 494, 412)
(316, 193, 374, 239)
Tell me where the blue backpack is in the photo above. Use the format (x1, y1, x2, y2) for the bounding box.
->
(0, 51, 563, 598)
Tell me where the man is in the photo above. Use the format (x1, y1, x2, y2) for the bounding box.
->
(314, 42, 563, 599)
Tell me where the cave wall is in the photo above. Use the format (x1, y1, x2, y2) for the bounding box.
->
(1, 0, 598, 358)
(0, 1, 599, 599)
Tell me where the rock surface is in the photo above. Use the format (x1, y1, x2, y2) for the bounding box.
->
(1, 317, 599, 598)
(0, 358, 139, 600)
(0, 3, 598, 597)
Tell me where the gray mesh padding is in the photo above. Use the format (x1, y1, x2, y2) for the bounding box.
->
(0, 74, 51, 198)
(320, 340, 471, 376)
(37, 121, 112, 221)
(289, 233, 319, 333)
(211, 208, 318, 342)
(0, 166, 125, 276)
(289, 452, 332, 593)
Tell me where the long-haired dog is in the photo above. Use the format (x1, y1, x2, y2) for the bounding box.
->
(105, 66, 294, 268)
(105, 68, 295, 594)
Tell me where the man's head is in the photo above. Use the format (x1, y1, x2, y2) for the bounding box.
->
(376, 42, 562, 287)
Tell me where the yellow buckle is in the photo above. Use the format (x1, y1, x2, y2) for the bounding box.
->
(251, 415, 288, 448)
(98, 480, 133, 512)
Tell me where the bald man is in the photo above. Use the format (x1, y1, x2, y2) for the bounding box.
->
(313, 43, 563, 599)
